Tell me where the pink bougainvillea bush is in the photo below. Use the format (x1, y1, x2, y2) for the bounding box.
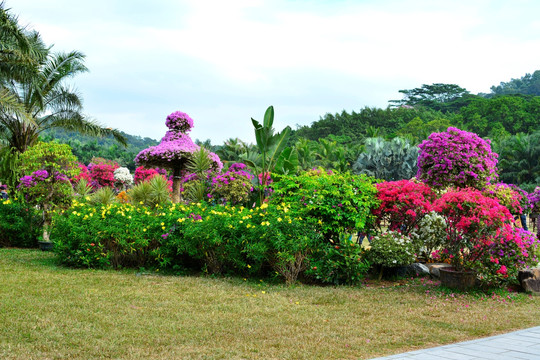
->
(433, 187, 513, 271)
(474, 224, 539, 286)
(373, 180, 436, 236)
(135, 111, 222, 202)
(134, 166, 168, 184)
(417, 127, 498, 189)
(88, 161, 119, 189)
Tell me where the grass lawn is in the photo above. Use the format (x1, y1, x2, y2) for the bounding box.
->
(1, 249, 539, 360)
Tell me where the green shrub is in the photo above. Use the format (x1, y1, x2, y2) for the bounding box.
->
(271, 169, 380, 241)
(52, 200, 163, 268)
(305, 235, 370, 285)
(256, 206, 324, 285)
(0, 199, 41, 248)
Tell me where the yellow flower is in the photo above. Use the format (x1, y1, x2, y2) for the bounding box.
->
(139, 201, 144, 205)
(161, 222, 164, 226)
(247, 264, 251, 268)
(260, 203, 268, 210)
(143, 228, 147, 232)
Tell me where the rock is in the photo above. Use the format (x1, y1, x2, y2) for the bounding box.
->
(427, 263, 452, 278)
(393, 263, 430, 278)
(409, 263, 430, 276)
(519, 268, 540, 295)
(522, 279, 540, 294)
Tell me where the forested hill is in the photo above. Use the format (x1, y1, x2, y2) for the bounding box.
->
(291, 70, 540, 144)
(41, 129, 158, 170)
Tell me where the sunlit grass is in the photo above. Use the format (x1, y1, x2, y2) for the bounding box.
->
(1, 249, 539, 360)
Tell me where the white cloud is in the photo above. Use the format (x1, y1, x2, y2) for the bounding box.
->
(6, 0, 540, 144)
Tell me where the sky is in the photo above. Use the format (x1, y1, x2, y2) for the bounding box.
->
(5, 0, 540, 144)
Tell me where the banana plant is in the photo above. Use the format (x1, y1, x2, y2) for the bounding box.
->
(243, 106, 292, 203)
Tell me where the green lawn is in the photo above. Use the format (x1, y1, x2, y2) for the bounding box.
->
(1, 249, 539, 360)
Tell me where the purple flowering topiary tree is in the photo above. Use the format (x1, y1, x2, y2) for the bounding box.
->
(135, 111, 222, 203)
(417, 127, 498, 189)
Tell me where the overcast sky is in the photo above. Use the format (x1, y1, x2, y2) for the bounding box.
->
(6, 0, 540, 144)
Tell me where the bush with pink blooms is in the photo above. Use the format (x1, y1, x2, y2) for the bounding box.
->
(72, 162, 91, 184)
(373, 180, 436, 236)
(135, 111, 222, 202)
(433, 188, 513, 272)
(417, 127, 498, 189)
(134, 166, 168, 184)
(474, 225, 539, 286)
(87, 159, 119, 189)
(210, 163, 254, 205)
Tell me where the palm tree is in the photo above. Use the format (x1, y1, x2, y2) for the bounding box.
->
(496, 132, 540, 187)
(0, 3, 41, 127)
(0, 4, 126, 153)
(293, 137, 317, 170)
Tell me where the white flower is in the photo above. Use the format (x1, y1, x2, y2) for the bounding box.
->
(114, 167, 134, 185)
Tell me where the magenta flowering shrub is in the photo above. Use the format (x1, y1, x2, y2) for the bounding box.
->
(134, 166, 168, 184)
(433, 188, 513, 271)
(18, 142, 80, 242)
(474, 225, 539, 286)
(18, 170, 73, 210)
(417, 127, 498, 189)
(210, 163, 254, 204)
(135, 111, 222, 202)
(88, 161, 119, 189)
(373, 180, 436, 235)
(165, 111, 194, 133)
(135, 112, 222, 172)
(529, 187, 540, 213)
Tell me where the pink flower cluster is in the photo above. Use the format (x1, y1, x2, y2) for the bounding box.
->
(134, 166, 168, 184)
(19, 170, 50, 188)
(417, 127, 498, 189)
(373, 180, 436, 235)
(88, 161, 119, 188)
(165, 111, 194, 133)
(72, 163, 91, 184)
(477, 225, 539, 284)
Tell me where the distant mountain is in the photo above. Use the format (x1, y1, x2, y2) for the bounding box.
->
(485, 70, 540, 97)
(40, 129, 159, 171)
